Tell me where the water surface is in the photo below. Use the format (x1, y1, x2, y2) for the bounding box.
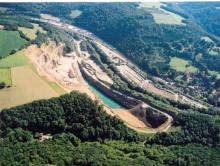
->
(88, 82, 123, 109)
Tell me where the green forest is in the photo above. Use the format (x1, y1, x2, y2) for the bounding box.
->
(5, 1, 218, 104)
(1, 91, 220, 165)
(1, 2, 220, 165)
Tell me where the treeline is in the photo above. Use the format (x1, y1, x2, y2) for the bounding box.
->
(0, 91, 220, 165)
(0, 91, 138, 142)
(0, 15, 33, 31)
(34, 21, 79, 53)
(149, 112, 220, 146)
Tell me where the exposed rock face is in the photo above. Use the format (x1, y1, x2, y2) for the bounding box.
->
(145, 108, 167, 128)
(80, 62, 168, 129)
(80, 63, 140, 108)
(130, 105, 168, 128)
(25, 42, 79, 87)
(68, 69, 75, 78)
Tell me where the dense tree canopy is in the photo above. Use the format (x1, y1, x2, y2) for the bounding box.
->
(0, 91, 138, 142)
(0, 91, 220, 166)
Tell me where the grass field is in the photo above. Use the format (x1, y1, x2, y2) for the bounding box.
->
(140, 2, 184, 25)
(0, 66, 58, 110)
(139, 2, 161, 8)
(208, 70, 220, 79)
(0, 30, 27, 57)
(18, 23, 46, 40)
(208, 47, 220, 56)
(201, 36, 213, 43)
(170, 57, 197, 73)
(152, 9, 184, 25)
(70, 10, 82, 19)
(209, 49, 219, 56)
(0, 68, 11, 86)
(0, 49, 29, 68)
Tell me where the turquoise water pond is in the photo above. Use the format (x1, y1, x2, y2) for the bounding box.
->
(88, 82, 123, 109)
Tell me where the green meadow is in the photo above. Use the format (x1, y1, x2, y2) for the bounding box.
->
(18, 23, 46, 40)
(170, 57, 197, 73)
(0, 30, 27, 57)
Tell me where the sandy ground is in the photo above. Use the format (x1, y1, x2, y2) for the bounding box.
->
(112, 109, 150, 129)
(0, 66, 58, 110)
(112, 104, 172, 133)
(0, 25, 4, 30)
(25, 42, 96, 100)
(40, 14, 60, 22)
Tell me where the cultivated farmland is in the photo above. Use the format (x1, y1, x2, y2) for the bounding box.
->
(0, 66, 58, 110)
(0, 44, 66, 110)
(0, 30, 27, 57)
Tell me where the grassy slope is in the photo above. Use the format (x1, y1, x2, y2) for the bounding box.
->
(18, 23, 46, 40)
(70, 9, 82, 19)
(0, 50, 29, 68)
(169, 57, 197, 73)
(0, 30, 27, 57)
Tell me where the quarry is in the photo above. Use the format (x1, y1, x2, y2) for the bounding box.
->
(23, 14, 206, 133)
(24, 17, 173, 133)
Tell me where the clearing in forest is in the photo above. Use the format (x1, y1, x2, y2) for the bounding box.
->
(0, 30, 27, 57)
(0, 66, 58, 110)
(18, 23, 46, 40)
(151, 9, 184, 25)
(201, 36, 213, 43)
(139, 2, 161, 8)
(140, 2, 184, 25)
(169, 57, 197, 73)
(70, 10, 82, 19)
(208, 70, 220, 79)
(208, 47, 220, 56)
